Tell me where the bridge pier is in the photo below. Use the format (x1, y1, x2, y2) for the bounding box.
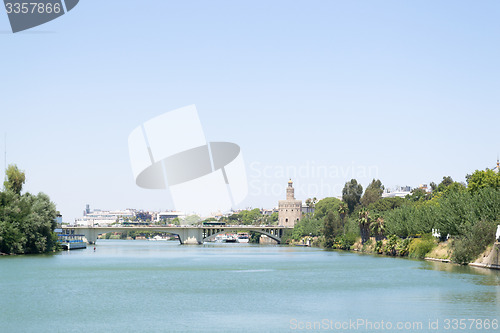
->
(176, 228, 203, 245)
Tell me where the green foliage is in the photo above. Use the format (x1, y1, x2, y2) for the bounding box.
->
(385, 235, 399, 256)
(370, 214, 385, 241)
(270, 212, 279, 224)
(183, 215, 201, 225)
(229, 208, 263, 225)
(305, 197, 317, 209)
(322, 211, 339, 248)
(396, 238, 412, 256)
(357, 208, 371, 244)
(367, 196, 404, 213)
(285, 217, 323, 244)
(314, 197, 342, 220)
(407, 188, 430, 202)
(467, 169, 500, 193)
(3, 164, 25, 195)
(0, 166, 57, 254)
(408, 234, 435, 259)
(249, 231, 260, 243)
(337, 232, 357, 250)
(342, 179, 363, 214)
(451, 219, 497, 265)
(291, 224, 305, 241)
(360, 179, 384, 207)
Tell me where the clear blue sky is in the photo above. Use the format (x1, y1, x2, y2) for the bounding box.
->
(1, 1, 499, 222)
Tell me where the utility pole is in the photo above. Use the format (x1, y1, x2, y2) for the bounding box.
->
(3, 133, 6, 182)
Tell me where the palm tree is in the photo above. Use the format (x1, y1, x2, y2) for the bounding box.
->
(338, 202, 348, 235)
(370, 215, 385, 241)
(305, 197, 318, 217)
(357, 208, 371, 244)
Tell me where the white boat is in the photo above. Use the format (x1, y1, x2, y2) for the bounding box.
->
(215, 234, 227, 243)
(149, 235, 168, 241)
(57, 234, 87, 250)
(237, 234, 249, 243)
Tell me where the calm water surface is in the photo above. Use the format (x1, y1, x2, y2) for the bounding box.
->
(1, 240, 499, 332)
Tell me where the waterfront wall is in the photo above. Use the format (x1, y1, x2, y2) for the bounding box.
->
(470, 242, 500, 270)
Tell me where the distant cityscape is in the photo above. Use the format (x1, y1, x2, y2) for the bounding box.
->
(68, 182, 435, 227)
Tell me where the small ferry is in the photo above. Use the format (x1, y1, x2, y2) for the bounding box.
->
(57, 234, 87, 250)
(237, 233, 250, 243)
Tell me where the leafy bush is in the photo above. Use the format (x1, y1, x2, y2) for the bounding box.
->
(451, 219, 497, 265)
(338, 232, 357, 250)
(408, 234, 435, 259)
(396, 238, 412, 256)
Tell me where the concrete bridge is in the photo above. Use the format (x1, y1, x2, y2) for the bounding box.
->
(61, 225, 290, 245)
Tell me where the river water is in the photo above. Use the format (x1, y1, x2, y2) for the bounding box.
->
(0, 240, 499, 332)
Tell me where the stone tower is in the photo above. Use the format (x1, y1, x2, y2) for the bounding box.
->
(278, 179, 302, 228)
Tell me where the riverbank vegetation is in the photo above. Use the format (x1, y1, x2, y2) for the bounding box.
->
(286, 168, 500, 265)
(0, 165, 58, 255)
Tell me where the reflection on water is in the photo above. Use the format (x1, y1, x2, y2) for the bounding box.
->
(420, 260, 500, 286)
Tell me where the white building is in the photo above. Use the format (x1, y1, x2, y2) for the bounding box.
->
(75, 208, 135, 227)
(382, 186, 412, 198)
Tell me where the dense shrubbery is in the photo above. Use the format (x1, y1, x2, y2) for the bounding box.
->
(451, 219, 498, 264)
(408, 234, 435, 259)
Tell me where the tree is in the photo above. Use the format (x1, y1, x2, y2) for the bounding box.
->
(183, 215, 201, 225)
(360, 179, 384, 207)
(338, 202, 348, 235)
(466, 169, 500, 193)
(342, 179, 363, 214)
(314, 197, 342, 220)
(322, 211, 336, 248)
(407, 188, 429, 202)
(431, 176, 457, 194)
(357, 208, 371, 244)
(305, 197, 317, 216)
(367, 197, 404, 212)
(0, 165, 57, 254)
(370, 215, 385, 241)
(3, 164, 25, 195)
(270, 212, 279, 224)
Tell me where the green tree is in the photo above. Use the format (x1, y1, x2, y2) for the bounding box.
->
(357, 208, 371, 244)
(407, 188, 429, 202)
(342, 179, 363, 214)
(3, 164, 25, 195)
(322, 211, 336, 248)
(367, 196, 404, 212)
(0, 165, 57, 254)
(338, 202, 348, 235)
(466, 169, 500, 193)
(360, 179, 384, 207)
(370, 214, 385, 241)
(314, 197, 342, 220)
(270, 212, 279, 224)
(183, 215, 201, 225)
